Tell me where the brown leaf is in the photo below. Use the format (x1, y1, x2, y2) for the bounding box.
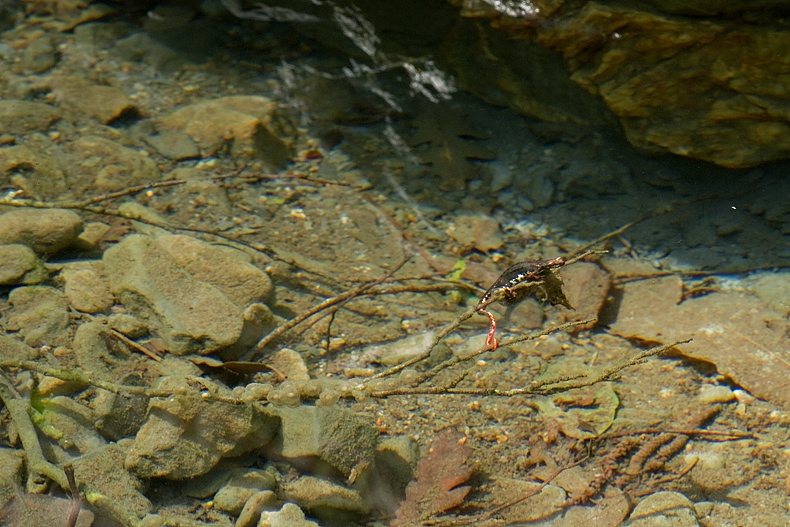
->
(391, 428, 473, 527)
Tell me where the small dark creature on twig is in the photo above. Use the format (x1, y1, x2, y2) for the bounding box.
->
(476, 251, 601, 349)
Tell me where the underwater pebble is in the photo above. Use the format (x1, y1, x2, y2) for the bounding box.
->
(0, 335, 36, 362)
(747, 271, 790, 317)
(697, 385, 735, 404)
(107, 313, 149, 339)
(235, 490, 277, 527)
(268, 405, 379, 478)
(0, 144, 69, 200)
(0, 244, 47, 284)
(112, 31, 185, 72)
(624, 491, 699, 527)
(159, 234, 275, 309)
(0, 208, 83, 255)
(7, 285, 70, 347)
(447, 213, 504, 252)
(281, 475, 369, 516)
(22, 33, 58, 73)
(103, 234, 245, 355)
(143, 129, 200, 160)
(63, 267, 114, 313)
(72, 222, 112, 252)
(213, 469, 277, 515)
(0, 100, 60, 133)
(70, 442, 153, 520)
(125, 375, 279, 479)
(94, 373, 149, 441)
(71, 321, 119, 381)
(258, 503, 319, 527)
(68, 135, 160, 192)
(54, 81, 137, 124)
(41, 395, 107, 454)
(139, 514, 165, 527)
(269, 348, 310, 381)
(160, 95, 291, 168)
(180, 460, 240, 499)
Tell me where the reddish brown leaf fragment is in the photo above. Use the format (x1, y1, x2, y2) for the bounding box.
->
(392, 428, 473, 527)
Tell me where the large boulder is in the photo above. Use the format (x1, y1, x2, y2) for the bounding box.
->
(449, 0, 790, 168)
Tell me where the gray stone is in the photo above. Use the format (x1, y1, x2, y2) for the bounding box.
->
(181, 460, 241, 499)
(70, 442, 152, 521)
(363, 435, 419, 512)
(22, 34, 58, 73)
(62, 266, 114, 313)
(107, 313, 149, 339)
(39, 396, 107, 455)
(103, 234, 245, 355)
(71, 321, 115, 380)
(113, 32, 185, 72)
(0, 100, 60, 134)
(66, 136, 160, 192)
(0, 145, 67, 200)
(0, 335, 37, 361)
(281, 476, 369, 516)
(625, 491, 699, 527)
(235, 490, 277, 527)
(73, 222, 111, 252)
(52, 80, 137, 124)
(0, 244, 47, 284)
(94, 373, 149, 441)
(125, 376, 279, 479)
(157, 234, 274, 308)
(6, 286, 69, 347)
(257, 503, 319, 527)
(159, 96, 291, 168)
(221, 302, 278, 360)
(747, 271, 790, 317)
(214, 468, 277, 515)
(268, 405, 379, 479)
(143, 129, 200, 160)
(0, 208, 83, 255)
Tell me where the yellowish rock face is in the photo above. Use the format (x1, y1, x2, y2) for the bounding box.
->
(451, 1, 790, 167)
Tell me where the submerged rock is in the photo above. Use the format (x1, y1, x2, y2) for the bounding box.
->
(281, 475, 370, 516)
(160, 95, 292, 169)
(52, 79, 138, 124)
(125, 376, 279, 479)
(213, 468, 277, 515)
(0, 100, 60, 134)
(66, 135, 160, 191)
(71, 442, 152, 522)
(258, 503, 320, 527)
(158, 234, 274, 309)
(102, 234, 245, 355)
(267, 405, 379, 479)
(6, 286, 70, 347)
(0, 146, 67, 200)
(0, 244, 47, 285)
(625, 491, 699, 527)
(0, 208, 83, 255)
(452, 1, 790, 167)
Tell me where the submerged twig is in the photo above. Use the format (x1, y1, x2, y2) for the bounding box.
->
(64, 465, 81, 527)
(0, 370, 68, 491)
